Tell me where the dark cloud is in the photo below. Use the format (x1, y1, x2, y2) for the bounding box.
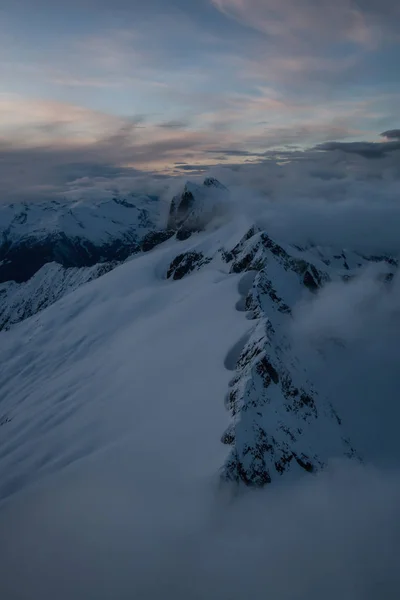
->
(316, 140, 400, 159)
(159, 120, 189, 129)
(2, 123, 400, 206)
(0, 143, 140, 203)
(381, 129, 400, 140)
(173, 164, 213, 171)
(206, 149, 265, 157)
(0, 124, 216, 202)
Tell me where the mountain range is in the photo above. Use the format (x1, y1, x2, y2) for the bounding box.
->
(1, 177, 396, 498)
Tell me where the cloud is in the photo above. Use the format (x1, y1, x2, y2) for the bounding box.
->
(0, 96, 226, 201)
(292, 264, 397, 344)
(0, 91, 399, 208)
(289, 266, 400, 465)
(0, 94, 118, 142)
(381, 129, 400, 139)
(206, 145, 400, 255)
(211, 0, 400, 47)
(158, 120, 189, 129)
(206, 149, 264, 156)
(1, 459, 400, 599)
(316, 139, 400, 158)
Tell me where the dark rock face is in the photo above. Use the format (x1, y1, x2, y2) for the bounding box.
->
(175, 228, 199, 241)
(167, 178, 228, 240)
(203, 177, 226, 189)
(0, 233, 140, 284)
(167, 190, 196, 232)
(141, 230, 175, 252)
(166, 252, 211, 280)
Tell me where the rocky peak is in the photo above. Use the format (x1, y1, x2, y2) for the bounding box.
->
(167, 177, 228, 238)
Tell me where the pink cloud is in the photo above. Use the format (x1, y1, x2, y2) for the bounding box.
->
(211, 0, 398, 48)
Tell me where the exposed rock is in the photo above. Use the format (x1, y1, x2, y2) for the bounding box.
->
(141, 230, 175, 252)
(220, 228, 361, 487)
(166, 251, 211, 280)
(0, 233, 140, 284)
(167, 177, 228, 238)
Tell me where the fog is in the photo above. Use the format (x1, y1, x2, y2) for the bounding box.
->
(1, 459, 400, 599)
(289, 265, 400, 469)
(209, 147, 400, 255)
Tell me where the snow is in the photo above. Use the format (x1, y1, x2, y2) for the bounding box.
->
(0, 261, 116, 330)
(0, 222, 267, 598)
(1, 183, 400, 598)
(0, 193, 160, 247)
(0, 224, 251, 502)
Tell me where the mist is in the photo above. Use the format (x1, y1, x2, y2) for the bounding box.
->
(1, 458, 400, 600)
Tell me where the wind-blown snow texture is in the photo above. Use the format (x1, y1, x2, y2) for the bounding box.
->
(0, 176, 399, 599)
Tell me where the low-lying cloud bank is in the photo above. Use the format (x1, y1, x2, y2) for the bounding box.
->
(1, 128, 399, 204)
(2, 129, 400, 255)
(289, 265, 400, 466)
(1, 461, 400, 599)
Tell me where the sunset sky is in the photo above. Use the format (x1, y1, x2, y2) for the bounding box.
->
(1, 0, 399, 191)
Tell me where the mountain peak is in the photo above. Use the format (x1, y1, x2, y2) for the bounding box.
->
(167, 178, 228, 237)
(203, 176, 227, 190)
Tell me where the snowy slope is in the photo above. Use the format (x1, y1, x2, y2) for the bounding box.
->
(0, 218, 369, 503)
(0, 225, 252, 501)
(0, 260, 116, 331)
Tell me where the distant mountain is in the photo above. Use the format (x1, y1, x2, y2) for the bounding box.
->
(0, 193, 163, 284)
(0, 179, 230, 330)
(0, 261, 116, 331)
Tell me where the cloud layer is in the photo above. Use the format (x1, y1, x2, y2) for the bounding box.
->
(211, 0, 400, 45)
(1, 0, 399, 167)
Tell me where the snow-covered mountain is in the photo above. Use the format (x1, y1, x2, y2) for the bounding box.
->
(2, 177, 397, 504)
(1, 175, 399, 597)
(0, 192, 163, 284)
(0, 179, 231, 330)
(164, 225, 398, 485)
(0, 261, 116, 331)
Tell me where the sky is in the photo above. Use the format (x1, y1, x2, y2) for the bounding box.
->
(0, 0, 399, 198)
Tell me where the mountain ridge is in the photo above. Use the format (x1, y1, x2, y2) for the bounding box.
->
(0, 177, 397, 490)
